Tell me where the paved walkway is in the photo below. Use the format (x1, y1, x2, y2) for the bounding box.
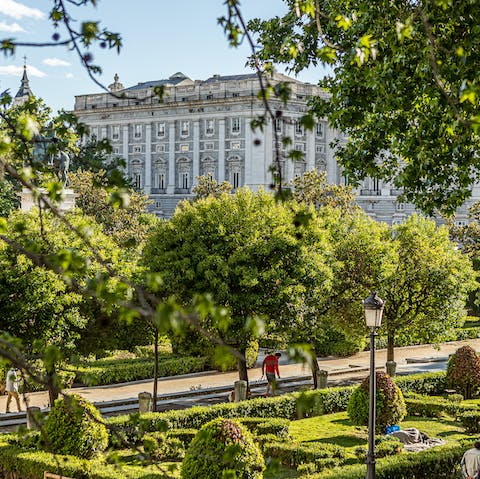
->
(2, 339, 480, 413)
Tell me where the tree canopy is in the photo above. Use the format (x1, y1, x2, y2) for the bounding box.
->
(142, 189, 334, 382)
(248, 0, 480, 215)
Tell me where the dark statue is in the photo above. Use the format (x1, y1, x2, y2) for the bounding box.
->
(32, 134, 70, 187)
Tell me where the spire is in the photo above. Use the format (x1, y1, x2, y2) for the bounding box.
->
(13, 57, 33, 106)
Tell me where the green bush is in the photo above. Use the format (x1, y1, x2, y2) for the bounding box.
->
(302, 442, 463, 478)
(394, 371, 447, 395)
(167, 428, 198, 448)
(143, 431, 185, 461)
(73, 356, 207, 386)
(239, 418, 290, 438)
(181, 418, 265, 479)
(447, 345, 480, 399)
(458, 411, 480, 433)
(405, 396, 475, 418)
(42, 394, 108, 459)
(262, 440, 345, 472)
(347, 371, 406, 433)
(106, 387, 355, 444)
(354, 435, 403, 460)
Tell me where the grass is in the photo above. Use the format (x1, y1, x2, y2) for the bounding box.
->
(290, 411, 467, 452)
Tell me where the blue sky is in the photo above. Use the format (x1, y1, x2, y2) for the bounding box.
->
(0, 0, 327, 113)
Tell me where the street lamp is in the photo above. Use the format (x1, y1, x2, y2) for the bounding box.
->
(363, 291, 385, 479)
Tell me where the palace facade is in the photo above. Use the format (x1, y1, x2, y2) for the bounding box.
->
(72, 72, 473, 225)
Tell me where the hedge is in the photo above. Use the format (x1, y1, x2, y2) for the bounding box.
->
(239, 418, 290, 438)
(393, 371, 447, 396)
(106, 386, 355, 446)
(262, 440, 346, 472)
(72, 356, 207, 386)
(405, 396, 476, 418)
(304, 442, 463, 479)
(0, 438, 170, 479)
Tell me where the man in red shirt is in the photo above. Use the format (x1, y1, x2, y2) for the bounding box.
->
(262, 352, 281, 396)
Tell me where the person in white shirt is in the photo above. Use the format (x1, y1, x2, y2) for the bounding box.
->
(5, 368, 22, 413)
(460, 442, 480, 479)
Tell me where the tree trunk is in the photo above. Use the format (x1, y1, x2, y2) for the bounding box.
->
(387, 330, 395, 363)
(152, 328, 159, 412)
(46, 364, 59, 407)
(237, 346, 249, 388)
(311, 346, 320, 389)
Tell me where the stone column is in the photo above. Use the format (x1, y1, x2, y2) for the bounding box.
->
(234, 380, 247, 402)
(122, 125, 129, 176)
(144, 124, 152, 194)
(26, 406, 41, 430)
(306, 129, 315, 171)
(192, 120, 200, 186)
(316, 370, 328, 389)
(167, 122, 176, 193)
(138, 391, 152, 413)
(218, 119, 225, 182)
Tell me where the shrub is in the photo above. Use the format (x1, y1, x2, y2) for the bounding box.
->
(302, 442, 463, 479)
(262, 440, 345, 472)
(143, 432, 185, 461)
(106, 386, 355, 445)
(458, 411, 480, 433)
(181, 418, 265, 479)
(347, 371, 406, 433)
(405, 396, 474, 418)
(239, 418, 290, 438)
(394, 371, 447, 395)
(447, 345, 480, 399)
(42, 394, 108, 459)
(167, 428, 198, 448)
(354, 435, 403, 461)
(73, 356, 207, 386)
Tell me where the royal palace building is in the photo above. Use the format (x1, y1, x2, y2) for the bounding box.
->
(72, 72, 474, 225)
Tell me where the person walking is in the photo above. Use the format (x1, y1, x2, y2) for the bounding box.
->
(460, 441, 480, 479)
(5, 367, 22, 413)
(261, 352, 281, 397)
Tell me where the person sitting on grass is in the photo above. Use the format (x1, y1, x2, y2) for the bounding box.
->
(261, 352, 281, 397)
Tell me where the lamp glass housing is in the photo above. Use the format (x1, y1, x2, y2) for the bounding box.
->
(364, 306, 383, 329)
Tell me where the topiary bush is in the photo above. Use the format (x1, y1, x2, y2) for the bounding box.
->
(347, 371, 406, 433)
(42, 394, 108, 458)
(446, 345, 480, 399)
(181, 418, 265, 479)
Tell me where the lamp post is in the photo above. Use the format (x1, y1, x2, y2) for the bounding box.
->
(364, 291, 385, 479)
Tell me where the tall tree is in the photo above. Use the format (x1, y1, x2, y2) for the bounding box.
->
(383, 215, 476, 370)
(142, 189, 333, 384)
(290, 169, 359, 214)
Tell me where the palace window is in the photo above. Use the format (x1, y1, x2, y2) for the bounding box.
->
(181, 172, 189, 189)
(157, 122, 165, 137)
(181, 121, 190, 137)
(316, 122, 324, 137)
(134, 124, 142, 139)
(231, 117, 241, 133)
(158, 173, 166, 189)
(134, 173, 142, 189)
(294, 120, 304, 136)
(112, 125, 120, 140)
(205, 119, 214, 135)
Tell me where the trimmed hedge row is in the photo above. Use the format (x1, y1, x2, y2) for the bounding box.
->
(72, 356, 207, 386)
(0, 438, 168, 479)
(106, 386, 355, 445)
(262, 440, 346, 472)
(393, 371, 447, 395)
(304, 442, 463, 479)
(405, 396, 476, 418)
